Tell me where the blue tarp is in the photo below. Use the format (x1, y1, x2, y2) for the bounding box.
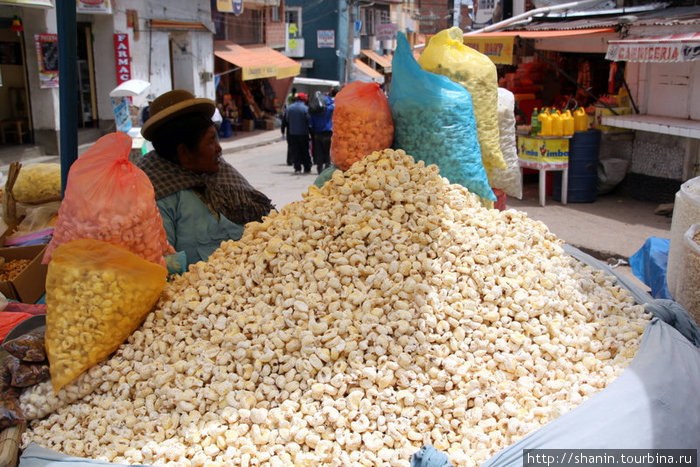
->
(629, 237, 672, 299)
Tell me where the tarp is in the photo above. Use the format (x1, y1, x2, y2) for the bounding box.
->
(606, 32, 700, 62)
(214, 40, 300, 81)
(629, 237, 672, 300)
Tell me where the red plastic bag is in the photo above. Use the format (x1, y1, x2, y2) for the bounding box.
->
(330, 81, 394, 171)
(43, 132, 175, 268)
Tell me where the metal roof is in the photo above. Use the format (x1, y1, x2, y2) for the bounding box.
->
(516, 6, 700, 32)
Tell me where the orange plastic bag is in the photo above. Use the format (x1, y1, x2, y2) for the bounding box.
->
(43, 132, 174, 268)
(330, 81, 394, 171)
(45, 239, 167, 393)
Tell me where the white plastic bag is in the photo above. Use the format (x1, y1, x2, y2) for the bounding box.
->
(489, 88, 522, 199)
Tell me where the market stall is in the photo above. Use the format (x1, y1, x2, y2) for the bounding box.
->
(214, 41, 300, 134)
(0, 26, 698, 467)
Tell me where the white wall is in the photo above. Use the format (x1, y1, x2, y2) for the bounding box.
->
(15, 6, 59, 132)
(91, 0, 214, 123)
(627, 60, 700, 120)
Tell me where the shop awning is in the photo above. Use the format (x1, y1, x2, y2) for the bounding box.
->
(352, 58, 384, 84)
(214, 40, 300, 81)
(361, 49, 392, 72)
(150, 19, 213, 32)
(463, 28, 615, 65)
(606, 32, 700, 63)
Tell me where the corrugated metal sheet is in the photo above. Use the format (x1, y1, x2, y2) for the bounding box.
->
(520, 6, 700, 32)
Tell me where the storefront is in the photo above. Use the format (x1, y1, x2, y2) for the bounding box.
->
(464, 7, 700, 202)
(602, 30, 700, 200)
(0, 1, 215, 155)
(214, 39, 300, 132)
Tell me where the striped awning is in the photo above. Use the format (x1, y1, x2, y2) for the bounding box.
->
(606, 32, 700, 62)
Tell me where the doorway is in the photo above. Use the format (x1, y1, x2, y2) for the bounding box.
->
(76, 22, 97, 128)
(0, 19, 31, 145)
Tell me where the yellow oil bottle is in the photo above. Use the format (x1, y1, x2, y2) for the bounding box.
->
(550, 110, 563, 137)
(574, 107, 588, 132)
(538, 111, 552, 136)
(562, 109, 574, 136)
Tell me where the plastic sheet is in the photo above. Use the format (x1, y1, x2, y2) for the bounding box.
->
(629, 237, 672, 300)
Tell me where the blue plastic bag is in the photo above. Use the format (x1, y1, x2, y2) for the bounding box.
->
(389, 32, 495, 201)
(629, 237, 672, 299)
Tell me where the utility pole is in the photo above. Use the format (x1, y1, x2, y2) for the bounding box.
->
(345, 0, 356, 84)
(454, 0, 462, 28)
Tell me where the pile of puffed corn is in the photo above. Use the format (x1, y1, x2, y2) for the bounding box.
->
(21, 149, 651, 466)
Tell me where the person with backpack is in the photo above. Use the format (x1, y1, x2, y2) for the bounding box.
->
(308, 86, 339, 174)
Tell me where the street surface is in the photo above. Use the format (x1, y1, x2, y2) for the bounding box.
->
(223, 139, 318, 211)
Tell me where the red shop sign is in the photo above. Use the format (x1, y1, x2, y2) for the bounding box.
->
(113, 33, 131, 85)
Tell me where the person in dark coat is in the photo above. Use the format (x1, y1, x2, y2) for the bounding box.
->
(281, 93, 312, 174)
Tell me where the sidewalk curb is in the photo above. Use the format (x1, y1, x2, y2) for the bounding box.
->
(221, 135, 282, 156)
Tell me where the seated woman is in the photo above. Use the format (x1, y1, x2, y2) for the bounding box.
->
(137, 90, 274, 270)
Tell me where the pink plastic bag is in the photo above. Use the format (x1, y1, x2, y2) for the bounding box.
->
(43, 132, 174, 267)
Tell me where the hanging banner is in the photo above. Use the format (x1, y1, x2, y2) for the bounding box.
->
(76, 0, 112, 14)
(606, 42, 700, 63)
(217, 0, 242, 14)
(34, 33, 58, 89)
(375, 24, 398, 41)
(113, 33, 131, 85)
(110, 97, 132, 133)
(518, 136, 570, 169)
(462, 36, 515, 65)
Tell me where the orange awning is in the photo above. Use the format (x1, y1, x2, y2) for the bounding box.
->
(214, 40, 300, 81)
(361, 49, 392, 72)
(462, 28, 616, 65)
(352, 58, 384, 83)
(150, 19, 210, 31)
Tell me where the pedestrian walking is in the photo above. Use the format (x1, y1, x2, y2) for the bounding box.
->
(281, 92, 312, 174)
(309, 86, 339, 174)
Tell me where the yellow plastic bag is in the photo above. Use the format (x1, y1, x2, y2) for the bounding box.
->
(13, 163, 62, 204)
(418, 27, 506, 172)
(45, 239, 167, 393)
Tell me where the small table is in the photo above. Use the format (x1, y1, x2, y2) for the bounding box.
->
(517, 134, 570, 207)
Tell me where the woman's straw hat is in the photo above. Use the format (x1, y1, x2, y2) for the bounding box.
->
(141, 90, 215, 141)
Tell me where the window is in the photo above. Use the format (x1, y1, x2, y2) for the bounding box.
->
(378, 9, 390, 25)
(285, 7, 302, 34)
(270, 5, 281, 22)
(360, 7, 375, 35)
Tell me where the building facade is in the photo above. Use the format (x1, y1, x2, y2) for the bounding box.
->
(0, 0, 214, 155)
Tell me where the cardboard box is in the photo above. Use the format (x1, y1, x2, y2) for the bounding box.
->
(242, 119, 255, 132)
(594, 106, 633, 133)
(264, 119, 275, 131)
(0, 244, 48, 304)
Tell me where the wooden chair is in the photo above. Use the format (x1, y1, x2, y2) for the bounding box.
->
(0, 119, 29, 144)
